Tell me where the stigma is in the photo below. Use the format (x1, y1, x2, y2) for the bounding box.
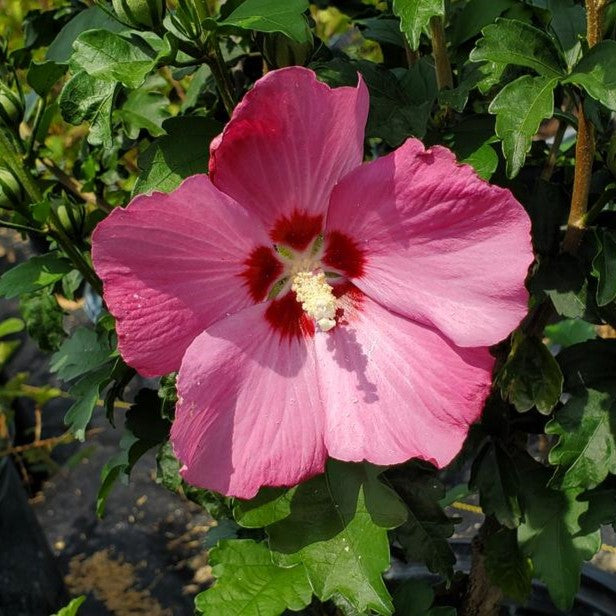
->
(291, 271, 337, 332)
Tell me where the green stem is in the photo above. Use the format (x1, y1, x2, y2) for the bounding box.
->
(429, 16, 453, 90)
(0, 219, 46, 235)
(207, 35, 236, 116)
(49, 215, 103, 295)
(583, 187, 616, 225)
(26, 97, 46, 164)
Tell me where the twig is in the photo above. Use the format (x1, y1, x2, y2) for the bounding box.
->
(540, 119, 568, 182)
(0, 431, 73, 457)
(562, 0, 607, 253)
(40, 157, 111, 212)
(161, 66, 186, 102)
(403, 37, 419, 68)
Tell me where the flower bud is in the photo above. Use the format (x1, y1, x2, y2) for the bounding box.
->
(259, 28, 313, 69)
(0, 167, 24, 210)
(0, 81, 24, 128)
(112, 0, 165, 29)
(52, 201, 86, 239)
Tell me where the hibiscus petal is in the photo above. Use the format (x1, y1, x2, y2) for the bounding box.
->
(171, 302, 326, 498)
(324, 139, 533, 347)
(209, 66, 369, 231)
(92, 175, 273, 376)
(315, 288, 493, 467)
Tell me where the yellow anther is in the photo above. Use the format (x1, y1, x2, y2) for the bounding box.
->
(291, 271, 337, 332)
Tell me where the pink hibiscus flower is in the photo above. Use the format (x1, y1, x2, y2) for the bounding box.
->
(92, 67, 533, 498)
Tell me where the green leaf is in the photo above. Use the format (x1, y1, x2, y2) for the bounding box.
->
(356, 17, 405, 47)
(497, 333, 563, 414)
(546, 0, 585, 69)
(195, 540, 313, 616)
(470, 441, 521, 528)
(65, 364, 115, 440)
(19, 291, 66, 352)
(389, 463, 455, 580)
(530, 254, 588, 319)
(0, 254, 73, 298)
(557, 339, 616, 392)
(578, 482, 616, 533)
(216, 0, 310, 44)
(565, 41, 616, 111)
(393, 579, 455, 616)
(544, 319, 596, 348)
(70, 29, 158, 89)
(484, 528, 532, 603)
(156, 441, 182, 492)
(392, 0, 444, 51)
(51, 595, 86, 616)
(546, 388, 616, 489)
(238, 462, 404, 615)
(444, 115, 498, 180)
(489, 74, 557, 178)
(450, 0, 515, 46)
(133, 116, 222, 195)
(27, 60, 67, 97)
(592, 228, 616, 306)
(0, 317, 24, 338)
(470, 18, 566, 78)
(46, 6, 126, 64)
(59, 71, 119, 148)
(118, 89, 170, 139)
(97, 389, 168, 516)
(50, 326, 116, 381)
(518, 465, 601, 611)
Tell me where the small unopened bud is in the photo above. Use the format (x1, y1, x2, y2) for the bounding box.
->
(0, 81, 24, 129)
(0, 167, 24, 210)
(112, 0, 165, 29)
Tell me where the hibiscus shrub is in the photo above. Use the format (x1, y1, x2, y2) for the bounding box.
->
(1, 0, 616, 614)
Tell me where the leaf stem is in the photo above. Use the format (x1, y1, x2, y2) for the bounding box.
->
(429, 16, 453, 90)
(0, 219, 46, 235)
(583, 187, 616, 225)
(562, 0, 607, 253)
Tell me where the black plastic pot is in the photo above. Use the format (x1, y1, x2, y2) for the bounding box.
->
(0, 458, 68, 616)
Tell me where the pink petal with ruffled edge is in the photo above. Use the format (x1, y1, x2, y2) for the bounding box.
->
(315, 287, 493, 467)
(324, 138, 533, 348)
(172, 302, 326, 499)
(92, 175, 273, 377)
(209, 67, 369, 232)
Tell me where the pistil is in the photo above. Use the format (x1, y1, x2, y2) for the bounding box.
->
(291, 271, 337, 332)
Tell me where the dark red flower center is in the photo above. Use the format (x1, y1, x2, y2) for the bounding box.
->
(240, 210, 366, 341)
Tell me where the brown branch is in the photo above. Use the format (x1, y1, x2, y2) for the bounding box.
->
(462, 518, 503, 616)
(562, 0, 607, 253)
(0, 432, 73, 457)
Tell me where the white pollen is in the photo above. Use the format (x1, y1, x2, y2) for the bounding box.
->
(291, 271, 337, 332)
